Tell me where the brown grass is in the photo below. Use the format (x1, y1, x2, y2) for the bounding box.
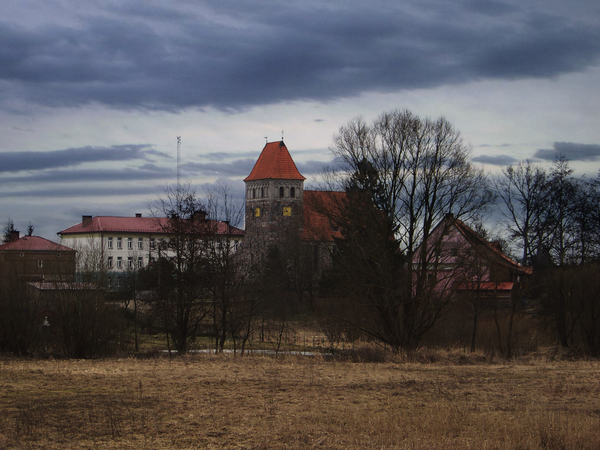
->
(1, 354, 599, 449)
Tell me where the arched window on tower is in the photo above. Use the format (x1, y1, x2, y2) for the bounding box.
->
(252, 188, 256, 199)
(290, 187, 295, 198)
(279, 187, 284, 198)
(261, 187, 265, 198)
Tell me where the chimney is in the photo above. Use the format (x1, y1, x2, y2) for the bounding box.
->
(10, 230, 20, 242)
(193, 210, 207, 222)
(82, 215, 92, 227)
(135, 213, 142, 218)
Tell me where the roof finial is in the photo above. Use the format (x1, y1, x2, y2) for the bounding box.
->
(281, 129, 284, 141)
(265, 136, 268, 144)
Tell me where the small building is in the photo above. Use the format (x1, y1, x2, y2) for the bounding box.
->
(0, 231, 76, 282)
(414, 214, 532, 306)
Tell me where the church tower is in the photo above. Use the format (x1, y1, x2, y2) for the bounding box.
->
(244, 141, 305, 260)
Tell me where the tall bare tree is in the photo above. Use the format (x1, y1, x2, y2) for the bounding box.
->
(149, 184, 213, 354)
(494, 161, 551, 265)
(314, 109, 494, 351)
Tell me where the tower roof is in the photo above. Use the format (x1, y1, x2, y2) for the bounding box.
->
(244, 141, 306, 182)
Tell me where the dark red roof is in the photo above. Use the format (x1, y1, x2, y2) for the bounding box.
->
(58, 216, 243, 237)
(59, 216, 169, 235)
(244, 141, 306, 182)
(302, 190, 345, 242)
(451, 217, 532, 275)
(0, 236, 75, 252)
(455, 281, 514, 291)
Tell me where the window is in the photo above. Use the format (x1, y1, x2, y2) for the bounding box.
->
(108, 257, 113, 268)
(290, 187, 295, 198)
(128, 257, 133, 268)
(127, 238, 133, 249)
(279, 187, 284, 198)
(261, 187, 265, 198)
(116, 278, 122, 288)
(107, 237, 113, 249)
(117, 237, 122, 249)
(283, 207, 292, 217)
(150, 238, 156, 249)
(252, 188, 256, 199)
(57, 253, 61, 258)
(138, 238, 143, 250)
(117, 257, 122, 269)
(20, 253, 24, 257)
(38, 259, 43, 268)
(137, 257, 143, 268)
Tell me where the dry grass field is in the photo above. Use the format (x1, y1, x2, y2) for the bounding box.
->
(1, 352, 599, 449)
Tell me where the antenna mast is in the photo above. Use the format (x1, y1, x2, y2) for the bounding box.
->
(176, 136, 181, 187)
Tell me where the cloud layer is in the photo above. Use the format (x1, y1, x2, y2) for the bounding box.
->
(1, 0, 599, 112)
(534, 142, 600, 162)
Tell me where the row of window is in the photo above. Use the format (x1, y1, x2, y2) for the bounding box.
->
(107, 256, 144, 269)
(249, 186, 298, 199)
(107, 237, 156, 250)
(254, 206, 293, 217)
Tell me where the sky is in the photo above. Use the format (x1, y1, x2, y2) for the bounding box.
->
(1, 0, 600, 240)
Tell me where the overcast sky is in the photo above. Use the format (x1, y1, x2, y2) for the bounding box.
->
(1, 0, 599, 240)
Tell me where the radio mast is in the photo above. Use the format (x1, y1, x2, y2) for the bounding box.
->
(176, 136, 181, 187)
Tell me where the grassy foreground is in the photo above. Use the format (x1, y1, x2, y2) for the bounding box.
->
(1, 354, 599, 449)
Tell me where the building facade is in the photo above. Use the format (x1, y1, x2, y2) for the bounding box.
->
(243, 141, 344, 276)
(58, 213, 243, 286)
(0, 231, 76, 282)
(244, 141, 306, 259)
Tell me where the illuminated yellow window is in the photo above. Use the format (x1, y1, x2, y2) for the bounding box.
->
(283, 207, 292, 217)
(254, 207, 260, 217)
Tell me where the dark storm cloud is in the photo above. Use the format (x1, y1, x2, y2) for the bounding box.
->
(534, 142, 600, 161)
(1, 0, 598, 111)
(0, 167, 174, 185)
(182, 158, 257, 177)
(0, 145, 162, 172)
(0, 185, 164, 199)
(472, 154, 518, 166)
(296, 160, 330, 176)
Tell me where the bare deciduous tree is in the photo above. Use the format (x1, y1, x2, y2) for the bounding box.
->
(314, 109, 494, 351)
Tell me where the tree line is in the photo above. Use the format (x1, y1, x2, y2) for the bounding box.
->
(2, 109, 600, 358)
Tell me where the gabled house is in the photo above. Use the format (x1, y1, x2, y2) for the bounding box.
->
(0, 231, 76, 282)
(414, 214, 532, 306)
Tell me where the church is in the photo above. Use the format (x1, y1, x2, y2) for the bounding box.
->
(243, 140, 343, 272)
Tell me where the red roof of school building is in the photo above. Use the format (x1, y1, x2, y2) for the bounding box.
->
(58, 215, 244, 237)
(244, 141, 306, 182)
(0, 235, 75, 252)
(59, 216, 168, 235)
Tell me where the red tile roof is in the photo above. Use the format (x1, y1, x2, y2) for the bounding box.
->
(59, 216, 169, 235)
(0, 236, 75, 252)
(450, 216, 532, 275)
(244, 141, 306, 182)
(302, 190, 346, 242)
(58, 216, 243, 237)
(455, 281, 514, 291)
